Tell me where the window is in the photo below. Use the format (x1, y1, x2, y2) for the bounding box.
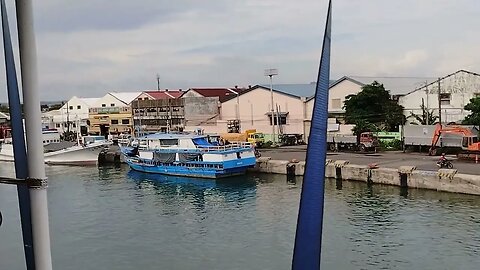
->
(111, 103, 115, 107)
(77, 105, 81, 109)
(440, 93, 451, 105)
(101, 104, 106, 107)
(111, 119, 119, 125)
(72, 123, 76, 128)
(331, 98, 341, 109)
(122, 119, 130, 125)
(269, 115, 287, 125)
(56, 123, 60, 128)
(69, 106, 73, 110)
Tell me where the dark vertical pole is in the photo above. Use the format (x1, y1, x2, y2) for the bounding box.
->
(292, 1, 332, 269)
(437, 78, 442, 126)
(1, 0, 36, 269)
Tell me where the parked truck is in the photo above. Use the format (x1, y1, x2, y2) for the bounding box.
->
(402, 124, 480, 155)
(220, 129, 265, 147)
(327, 132, 379, 152)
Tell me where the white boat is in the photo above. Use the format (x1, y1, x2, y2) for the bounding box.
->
(0, 130, 110, 165)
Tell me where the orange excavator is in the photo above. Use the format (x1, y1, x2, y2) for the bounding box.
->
(429, 124, 480, 158)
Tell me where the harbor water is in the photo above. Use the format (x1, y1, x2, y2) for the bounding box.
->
(0, 163, 479, 270)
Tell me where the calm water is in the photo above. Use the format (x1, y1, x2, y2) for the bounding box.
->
(1, 163, 479, 270)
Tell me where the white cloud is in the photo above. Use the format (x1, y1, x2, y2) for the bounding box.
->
(0, 0, 479, 101)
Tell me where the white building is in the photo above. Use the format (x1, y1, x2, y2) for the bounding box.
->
(88, 92, 142, 135)
(399, 70, 480, 124)
(41, 96, 99, 135)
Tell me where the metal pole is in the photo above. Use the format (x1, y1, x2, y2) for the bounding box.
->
(425, 81, 429, 124)
(269, 75, 275, 143)
(16, 1, 53, 269)
(437, 78, 442, 126)
(0, 1, 35, 268)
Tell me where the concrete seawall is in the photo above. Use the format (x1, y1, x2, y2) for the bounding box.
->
(250, 157, 480, 196)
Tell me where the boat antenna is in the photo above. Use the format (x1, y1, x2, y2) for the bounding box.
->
(1, 1, 36, 268)
(292, 0, 332, 269)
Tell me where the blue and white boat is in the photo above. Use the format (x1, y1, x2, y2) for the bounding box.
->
(121, 133, 257, 178)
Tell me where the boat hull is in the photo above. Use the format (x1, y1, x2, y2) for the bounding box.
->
(0, 142, 108, 165)
(125, 157, 256, 179)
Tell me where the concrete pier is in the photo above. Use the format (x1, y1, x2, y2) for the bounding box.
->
(249, 158, 480, 196)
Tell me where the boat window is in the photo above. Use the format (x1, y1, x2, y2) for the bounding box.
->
(160, 139, 178, 146)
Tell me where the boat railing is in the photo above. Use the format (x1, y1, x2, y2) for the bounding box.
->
(137, 142, 254, 153)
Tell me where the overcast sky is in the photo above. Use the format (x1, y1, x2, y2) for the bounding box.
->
(0, 0, 479, 101)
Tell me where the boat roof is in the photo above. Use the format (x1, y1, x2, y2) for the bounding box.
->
(137, 133, 206, 140)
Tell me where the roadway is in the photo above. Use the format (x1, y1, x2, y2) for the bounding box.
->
(258, 146, 480, 175)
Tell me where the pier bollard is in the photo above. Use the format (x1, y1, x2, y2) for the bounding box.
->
(398, 166, 416, 188)
(286, 163, 296, 184)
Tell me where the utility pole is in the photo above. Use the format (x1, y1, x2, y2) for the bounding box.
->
(437, 78, 442, 126)
(156, 74, 160, 91)
(425, 81, 429, 121)
(265, 68, 278, 144)
(66, 101, 70, 134)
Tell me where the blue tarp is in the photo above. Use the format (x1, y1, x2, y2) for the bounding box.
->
(192, 137, 212, 146)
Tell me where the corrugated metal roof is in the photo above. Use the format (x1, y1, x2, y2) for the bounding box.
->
(348, 76, 437, 96)
(189, 88, 246, 102)
(258, 83, 317, 98)
(144, 90, 184, 99)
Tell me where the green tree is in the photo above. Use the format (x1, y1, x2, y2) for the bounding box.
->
(344, 81, 405, 133)
(408, 98, 438, 125)
(462, 96, 480, 126)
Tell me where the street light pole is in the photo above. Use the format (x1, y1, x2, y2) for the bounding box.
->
(265, 69, 278, 144)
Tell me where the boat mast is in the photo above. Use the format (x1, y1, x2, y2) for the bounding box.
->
(16, 0, 53, 269)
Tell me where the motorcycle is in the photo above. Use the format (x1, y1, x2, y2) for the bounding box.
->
(436, 159, 453, 169)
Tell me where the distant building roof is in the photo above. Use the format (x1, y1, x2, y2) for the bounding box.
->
(188, 88, 246, 103)
(348, 76, 436, 96)
(258, 83, 317, 98)
(144, 90, 184, 99)
(109, 92, 143, 104)
(0, 111, 10, 120)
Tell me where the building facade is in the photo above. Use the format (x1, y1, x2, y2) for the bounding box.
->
(88, 92, 141, 136)
(399, 70, 480, 124)
(41, 96, 99, 135)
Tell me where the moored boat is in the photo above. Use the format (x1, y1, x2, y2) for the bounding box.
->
(0, 131, 111, 165)
(122, 133, 257, 178)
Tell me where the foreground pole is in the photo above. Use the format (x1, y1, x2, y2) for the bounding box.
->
(16, 0, 53, 269)
(1, 0, 35, 269)
(292, 0, 332, 269)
